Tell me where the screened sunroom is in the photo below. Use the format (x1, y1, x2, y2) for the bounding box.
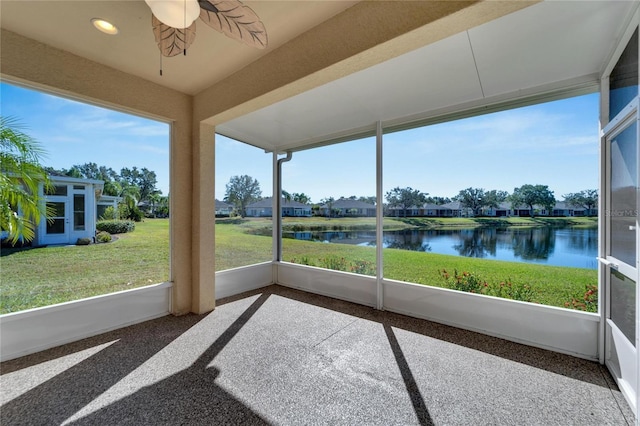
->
(1, 1, 638, 423)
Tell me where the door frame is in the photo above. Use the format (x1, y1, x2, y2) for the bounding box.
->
(40, 191, 71, 246)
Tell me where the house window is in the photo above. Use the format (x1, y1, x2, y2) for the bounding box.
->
(48, 185, 68, 196)
(46, 201, 65, 234)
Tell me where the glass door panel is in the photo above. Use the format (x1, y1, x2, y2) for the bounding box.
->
(610, 121, 638, 266)
(610, 28, 639, 121)
(607, 116, 639, 346)
(43, 196, 70, 245)
(611, 269, 637, 345)
(73, 194, 86, 231)
(46, 201, 66, 234)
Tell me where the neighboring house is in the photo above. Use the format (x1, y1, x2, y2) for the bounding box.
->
(319, 198, 376, 217)
(552, 202, 596, 217)
(483, 202, 513, 217)
(245, 197, 312, 217)
(421, 203, 441, 217)
(387, 201, 466, 218)
(513, 204, 559, 217)
(387, 204, 422, 217)
(215, 199, 233, 217)
(552, 201, 575, 217)
(511, 206, 534, 217)
(35, 175, 109, 246)
(437, 201, 465, 217)
(97, 195, 122, 219)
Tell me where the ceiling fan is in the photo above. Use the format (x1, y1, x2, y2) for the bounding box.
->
(145, 0, 268, 58)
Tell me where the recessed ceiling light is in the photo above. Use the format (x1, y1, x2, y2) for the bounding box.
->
(91, 18, 118, 35)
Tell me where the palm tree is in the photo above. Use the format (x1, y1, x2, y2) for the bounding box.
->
(0, 117, 51, 244)
(117, 184, 141, 220)
(147, 191, 162, 216)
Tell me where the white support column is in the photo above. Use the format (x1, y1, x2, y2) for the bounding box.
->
(376, 121, 384, 310)
(272, 152, 279, 263)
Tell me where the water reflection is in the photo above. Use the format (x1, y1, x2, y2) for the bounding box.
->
(452, 228, 497, 258)
(285, 226, 598, 269)
(510, 227, 555, 261)
(383, 229, 432, 252)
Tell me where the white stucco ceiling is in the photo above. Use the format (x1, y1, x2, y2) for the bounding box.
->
(0, 0, 358, 95)
(216, 1, 638, 152)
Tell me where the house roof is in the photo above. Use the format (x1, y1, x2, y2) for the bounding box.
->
(321, 198, 375, 210)
(440, 201, 462, 210)
(215, 199, 233, 209)
(49, 174, 103, 186)
(246, 197, 310, 209)
(421, 203, 442, 211)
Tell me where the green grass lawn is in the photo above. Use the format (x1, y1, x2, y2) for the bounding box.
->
(1, 219, 170, 314)
(1, 217, 598, 314)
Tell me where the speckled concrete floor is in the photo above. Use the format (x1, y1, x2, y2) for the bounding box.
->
(1, 285, 635, 425)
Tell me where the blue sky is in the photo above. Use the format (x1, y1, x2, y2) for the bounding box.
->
(2, 82, 598, 204)
(1, 83, 171, 195)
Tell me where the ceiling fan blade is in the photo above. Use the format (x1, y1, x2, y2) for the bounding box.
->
(152, 14, 196, 57)
(198, 0, 268, 49)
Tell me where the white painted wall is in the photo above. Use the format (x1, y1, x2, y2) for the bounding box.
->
(215, 262, 273, 300)
(276, 262, 600, 360)
(277, 262, 377, 307)
(0, 282, 171, 362)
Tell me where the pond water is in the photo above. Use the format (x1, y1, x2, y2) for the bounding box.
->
(285, 226, 598, 269)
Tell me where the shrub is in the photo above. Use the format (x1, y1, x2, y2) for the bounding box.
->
(288, 256, 375, 276)
(350, 259, 376, 275)
(99, 206, 117, 220)
(96, 231, 112, 243)
(118, 204, 144, 222)
(320, 256, 349, 271)
(440, 269, 535, 303)
(96, 220, 135, 234)
(289, 256, 312, 265)
(565, 284, 598, 313)
(76, 237, 92, 245)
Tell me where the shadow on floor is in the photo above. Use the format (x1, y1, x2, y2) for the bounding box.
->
(267, 285, 612, 388)
(1, 294, 272, 425)
(0, 284, 633, 425)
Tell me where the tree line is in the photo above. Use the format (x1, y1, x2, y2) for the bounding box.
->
(46, 162, 168, 220)
(223, 175, 598, 218)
